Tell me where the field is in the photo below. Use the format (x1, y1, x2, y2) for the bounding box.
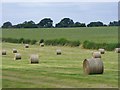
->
(2, 42, 118, 88)
(2, 27, 119, 88)
(2, 27, 118, 43)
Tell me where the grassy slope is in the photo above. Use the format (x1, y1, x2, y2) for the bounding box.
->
(2, 27, 118, 43)
(2, 43, 118, 88)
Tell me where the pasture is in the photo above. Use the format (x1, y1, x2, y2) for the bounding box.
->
(2, 27, 118, 43)
(2, 42, 118, 88)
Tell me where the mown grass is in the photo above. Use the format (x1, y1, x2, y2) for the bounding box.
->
(2, 27, 118, 43)
(2, 43, 118, 88)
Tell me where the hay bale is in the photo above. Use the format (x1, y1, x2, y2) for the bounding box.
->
(30, 54, 39, 64)
(2, 50, 6, 55)
(115, 48, 120, 53)
(40, 43, 44, 47)
(14, 53, 21, 60)
(56, 49, 61, 55)
(13, 49, 17, 53)
(99, 48, 105, 54)
(25, 44, 29, 48)
(83, 58, 104, 75)
(92, 52, 101, 58)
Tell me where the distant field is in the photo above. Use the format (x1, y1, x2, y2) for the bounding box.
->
(2, 27, 118, 43)
(2, 43, 118, 88)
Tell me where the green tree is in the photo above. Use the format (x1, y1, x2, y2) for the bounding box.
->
(13, 24, 23, 28)
(87, 21, 104, 27)
(55, 18, 74, 27)
(2, 21, 12, 28)
(74, 22, 86, 27)
(13, 21, 37, 28)
(109, 21, 119, 26)
(23, 21, 37, 28)
(37, 18, 53, 28)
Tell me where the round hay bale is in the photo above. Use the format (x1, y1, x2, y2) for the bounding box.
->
(92, 52, 101, 58)
(56, 49, 61, 55)
(83, 58, 104, 75)
(13, 49, 17, 53)
(40, 43, 44, 47)
(99, 48, 105, 54)
(25, 44, 29, 48)
(14, 53, 21, 60)
(2, 50, 6, 55)
(30, 54, 39, 64)
(115, 48, 120, 53)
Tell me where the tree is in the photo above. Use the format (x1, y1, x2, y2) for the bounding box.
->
(87, 21, 104, 27)
(74, 22, 86, 27)
(22, 21, 37, 28)
(13, 24, 23, 28)
(13, 21, 37, 28)
(55, 18, 74, 27)
(103, 24, 107, 26)
(37, 18, 53, 28)
(118, 20, 120, 26)
(2, 21, 12, 28)
(109, 21, 119, 26)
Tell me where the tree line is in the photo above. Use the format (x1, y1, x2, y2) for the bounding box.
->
(1, 18, 120, 28)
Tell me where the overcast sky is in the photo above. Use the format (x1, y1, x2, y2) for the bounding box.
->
(2, 2, 118, 26)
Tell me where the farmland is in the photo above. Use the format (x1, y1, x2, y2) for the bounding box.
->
(2, 42, 118, 88)
(2, 26, 119, 88)
(2, 26, 118, 43)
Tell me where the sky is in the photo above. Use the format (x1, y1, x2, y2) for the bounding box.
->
(1, 2, 118, 26)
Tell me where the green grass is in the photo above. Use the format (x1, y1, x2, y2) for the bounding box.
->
(2, 42, 118, 88)
(2, 27, 118, 43)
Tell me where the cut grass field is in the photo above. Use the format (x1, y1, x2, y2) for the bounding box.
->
(2, 42, 118, 88)
(2, 27, 118, 43)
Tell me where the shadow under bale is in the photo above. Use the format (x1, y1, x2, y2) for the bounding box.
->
(40, 43, 44, 47)
(99, 48, 105, 54)
(56, 49, 61, 55)
(2, 50, 6, 55)
(13, 49, 17, 53)
(14, 53, 21, 60)
(25, 44, 29, 48)
(115, 48, 120, 53)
